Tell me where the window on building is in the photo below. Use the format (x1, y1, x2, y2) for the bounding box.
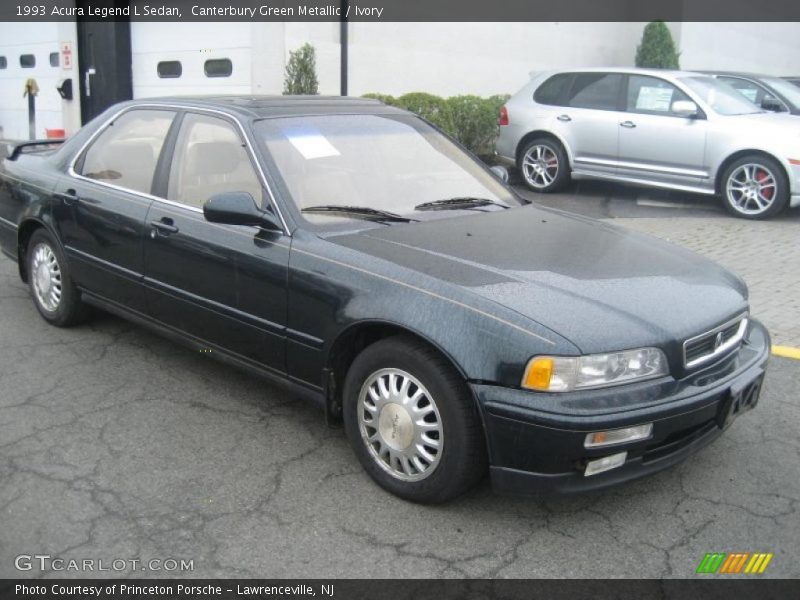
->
(567, 73, 624, 111)
(204, 58, 233, 78)
(0, 56, 7, 69)
(20, 54, 36, 68)
(49, 52, 59, 67)
(157, 60, 182, 78)
(79, 110, 175, 195)
(168, 113, 261, 209)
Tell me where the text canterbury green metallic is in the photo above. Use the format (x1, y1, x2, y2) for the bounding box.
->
(0, 96, 770, 503)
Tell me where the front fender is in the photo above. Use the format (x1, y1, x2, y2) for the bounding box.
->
(286, 232, 579, 389)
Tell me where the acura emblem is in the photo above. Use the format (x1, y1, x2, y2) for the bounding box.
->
(714, 331, 724, 350)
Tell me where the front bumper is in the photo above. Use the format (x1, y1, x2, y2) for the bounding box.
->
(472, 318, 771, 495)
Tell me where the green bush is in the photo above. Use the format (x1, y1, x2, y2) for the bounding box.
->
(361, 93, 397, 106)
(635, 21, 680, 69)
(396, 92, 455, 135)
(362, 91, 510, 158)
(446, 95, 498, 156)
(283, 43, 319, 95)
(486, 94, 511, 115)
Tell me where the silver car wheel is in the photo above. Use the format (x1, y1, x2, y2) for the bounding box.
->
(357, 368, 443, 482)
(31, 242, 62, 312)
(726, 163, 777, 216)
(522, 144, 559, 189)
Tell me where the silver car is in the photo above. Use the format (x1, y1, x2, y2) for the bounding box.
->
(495, 68, 800, 219)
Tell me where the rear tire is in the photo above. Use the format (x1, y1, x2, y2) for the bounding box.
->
(720, 155, 789, 219)
(518, 137, 570, 193)
(26, 228, 90, 327)
(342, 336, 487, 504)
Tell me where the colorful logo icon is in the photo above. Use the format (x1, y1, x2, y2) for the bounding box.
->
(696, 552, 773, 574)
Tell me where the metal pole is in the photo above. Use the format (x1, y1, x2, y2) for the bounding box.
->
(27, 87, 36, 140)
(340, 0, 348, 96)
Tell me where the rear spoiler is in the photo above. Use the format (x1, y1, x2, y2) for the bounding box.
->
(5, 138, 66, 161)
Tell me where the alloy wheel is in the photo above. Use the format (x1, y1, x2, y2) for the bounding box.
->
(522, 144, 559, 189)
(726, 163, 777, 216)
(357, 368, 443, 482)
(31, 243, 62, 312)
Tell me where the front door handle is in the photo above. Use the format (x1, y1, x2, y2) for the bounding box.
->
(620, 120, 637, 128)
(557, 114, 572, 122)
(150, 219, 179, 236)
(55, 190, 80, 206)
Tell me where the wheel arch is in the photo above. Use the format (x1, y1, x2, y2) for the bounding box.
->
(715, 149, 790, 195)
(324, 319, 473, 421)
(515, 130, 572, 169)
(16, 217, 52, 283)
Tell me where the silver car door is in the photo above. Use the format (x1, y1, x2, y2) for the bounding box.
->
(617, 74, 709, 187)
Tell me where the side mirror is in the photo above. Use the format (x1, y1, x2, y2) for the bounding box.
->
(489, 165, 509, 183)
(671, 100, 700, 118)
(761, 97, 784, 112)
(203, 192, 281, 230)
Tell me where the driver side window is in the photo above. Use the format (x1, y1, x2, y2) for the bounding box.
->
(626, 75, 692, 116)
(167, 113, 262, 209)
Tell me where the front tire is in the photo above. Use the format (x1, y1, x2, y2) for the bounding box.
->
(721, 155, 789, 219)
(26, 228, 89, 327)
(342, 336, 487, 504)
(518, 137, 570, 193)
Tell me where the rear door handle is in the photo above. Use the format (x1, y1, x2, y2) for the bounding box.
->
(55, 190, 80, 205)
(150, 219, 179, 236)
(620, 120, 636, 128)
(557, 114, 572, 122)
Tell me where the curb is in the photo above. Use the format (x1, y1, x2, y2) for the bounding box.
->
(772, 346, 800, 360)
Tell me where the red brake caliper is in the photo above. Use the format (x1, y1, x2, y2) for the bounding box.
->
(756, 169, 774, 199)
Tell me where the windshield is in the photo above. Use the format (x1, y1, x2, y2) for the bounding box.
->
(255, 114, 518, 225)
(679, 76, 764, 115)
(761, 76, 800, 109)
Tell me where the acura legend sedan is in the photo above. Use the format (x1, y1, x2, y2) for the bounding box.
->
(495, 68, 800, 219)
(0, 97, 769, 503)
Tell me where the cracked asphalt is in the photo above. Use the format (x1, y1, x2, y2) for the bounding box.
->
(1, 237, 799, 579)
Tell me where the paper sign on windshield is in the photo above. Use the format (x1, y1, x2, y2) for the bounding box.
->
(283, 127, 341, 160)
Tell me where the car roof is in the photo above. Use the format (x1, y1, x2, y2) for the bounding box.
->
(531, 67, 692, 79)
(699, 71, 780, 80)
(115, 95, 406, 119)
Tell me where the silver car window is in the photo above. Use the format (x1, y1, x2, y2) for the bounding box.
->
(626, 75, 692, 116)
(679, 76, 763, 115)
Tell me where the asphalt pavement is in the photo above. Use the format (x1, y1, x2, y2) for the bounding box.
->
(1, 213, 799, 578)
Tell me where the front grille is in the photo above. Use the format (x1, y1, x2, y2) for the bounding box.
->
(683, 314, 748, 369)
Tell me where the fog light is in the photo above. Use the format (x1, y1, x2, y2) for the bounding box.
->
(584, 451, 627, 477)
(584, 424, 653, 448)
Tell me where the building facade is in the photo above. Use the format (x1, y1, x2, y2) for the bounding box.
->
(1, 20, 799, 140)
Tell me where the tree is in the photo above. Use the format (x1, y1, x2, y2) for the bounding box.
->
(283, 43, 319, 95)
(635, 21, 680, 69)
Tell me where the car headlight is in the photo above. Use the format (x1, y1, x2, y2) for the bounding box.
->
(522, 348, 669, 392)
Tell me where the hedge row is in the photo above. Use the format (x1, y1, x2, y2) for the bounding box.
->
(362, 92, 511, 158)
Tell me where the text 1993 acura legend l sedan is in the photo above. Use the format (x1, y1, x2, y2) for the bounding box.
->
(0, 97, 769, 503)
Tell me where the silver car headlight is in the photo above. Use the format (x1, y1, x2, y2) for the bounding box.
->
(522, 348, 669, 392)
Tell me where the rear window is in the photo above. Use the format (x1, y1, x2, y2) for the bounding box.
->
(567, 73, 623, 111)
(534, 73, 572, 106)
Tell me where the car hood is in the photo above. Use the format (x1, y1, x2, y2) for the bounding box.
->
(326, 205, 749, 353)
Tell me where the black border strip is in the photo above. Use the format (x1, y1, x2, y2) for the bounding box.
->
(2, 0, 800, 22)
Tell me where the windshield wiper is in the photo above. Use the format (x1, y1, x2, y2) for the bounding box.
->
(414, 197, 509, 211)
(302, 205, 419, 223)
